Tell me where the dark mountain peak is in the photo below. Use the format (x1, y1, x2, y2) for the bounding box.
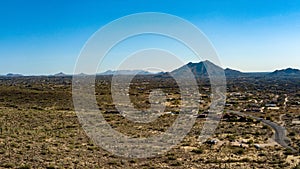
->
(171, 60, 248, 77)
(6, 73, 23, 77)
(270, 68, 300, 76)
(78, 73, 88, 76)
(171, 60, 226, 77)
(224, 68, 245, 77)
(54, 72, 67, 76)
(202, 60, 215, 64)
(186, 60, 212, 66)
(280, 68, 299, 73)
(224, 68, 241, 73)
(187, 61, 194, 65)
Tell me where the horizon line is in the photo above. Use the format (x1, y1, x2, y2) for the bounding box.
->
(2, 60, 300, 76)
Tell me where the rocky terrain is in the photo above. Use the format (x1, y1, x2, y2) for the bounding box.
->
(0, 73, 299, 168)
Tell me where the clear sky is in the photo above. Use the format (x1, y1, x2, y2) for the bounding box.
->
(1, 0, 300, 75)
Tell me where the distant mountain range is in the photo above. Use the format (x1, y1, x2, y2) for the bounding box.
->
(270, 68, 300, 76)
(171, 60, 299, 77)
(1, 61, 300, 77)
(97, 70, 152, 75)
(5, 73, 24, 77)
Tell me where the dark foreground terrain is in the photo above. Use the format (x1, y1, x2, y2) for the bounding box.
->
(0, 75, 299, 168)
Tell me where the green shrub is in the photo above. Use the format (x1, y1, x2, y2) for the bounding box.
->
(289, 132, 296, 137)
(191, 148, 203, 154)
(247, 139, 254, 144)
(232, 147, 244, 155)
(46, 166, 56, 169)
(170, 161, 182, 166)
(18, 165, 30, 169)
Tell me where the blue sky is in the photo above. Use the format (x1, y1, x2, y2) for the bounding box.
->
(1, 0, 300, 75)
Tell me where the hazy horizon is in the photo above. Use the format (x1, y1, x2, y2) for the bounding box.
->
(3, 60, 298, 76)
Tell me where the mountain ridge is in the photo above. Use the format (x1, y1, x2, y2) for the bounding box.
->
(1, 61, 299, 77)
(270, 68, 300, 76)
(98, 70, 152, 75)
(172, 61, 300, 77)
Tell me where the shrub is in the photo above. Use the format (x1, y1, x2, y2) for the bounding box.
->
(266, 116, 272, 121)
(289, 132, 296, 137)
(191, 148, 203, 154)
(46, 166, 56, 169)
(247, 139, 254, 144)
(284, 149, 294, 155)
(170, 161, 182, 166)
(18, 165, 30, 169)
(232, 147, 244, 155)
(227, 135, 236, 142)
